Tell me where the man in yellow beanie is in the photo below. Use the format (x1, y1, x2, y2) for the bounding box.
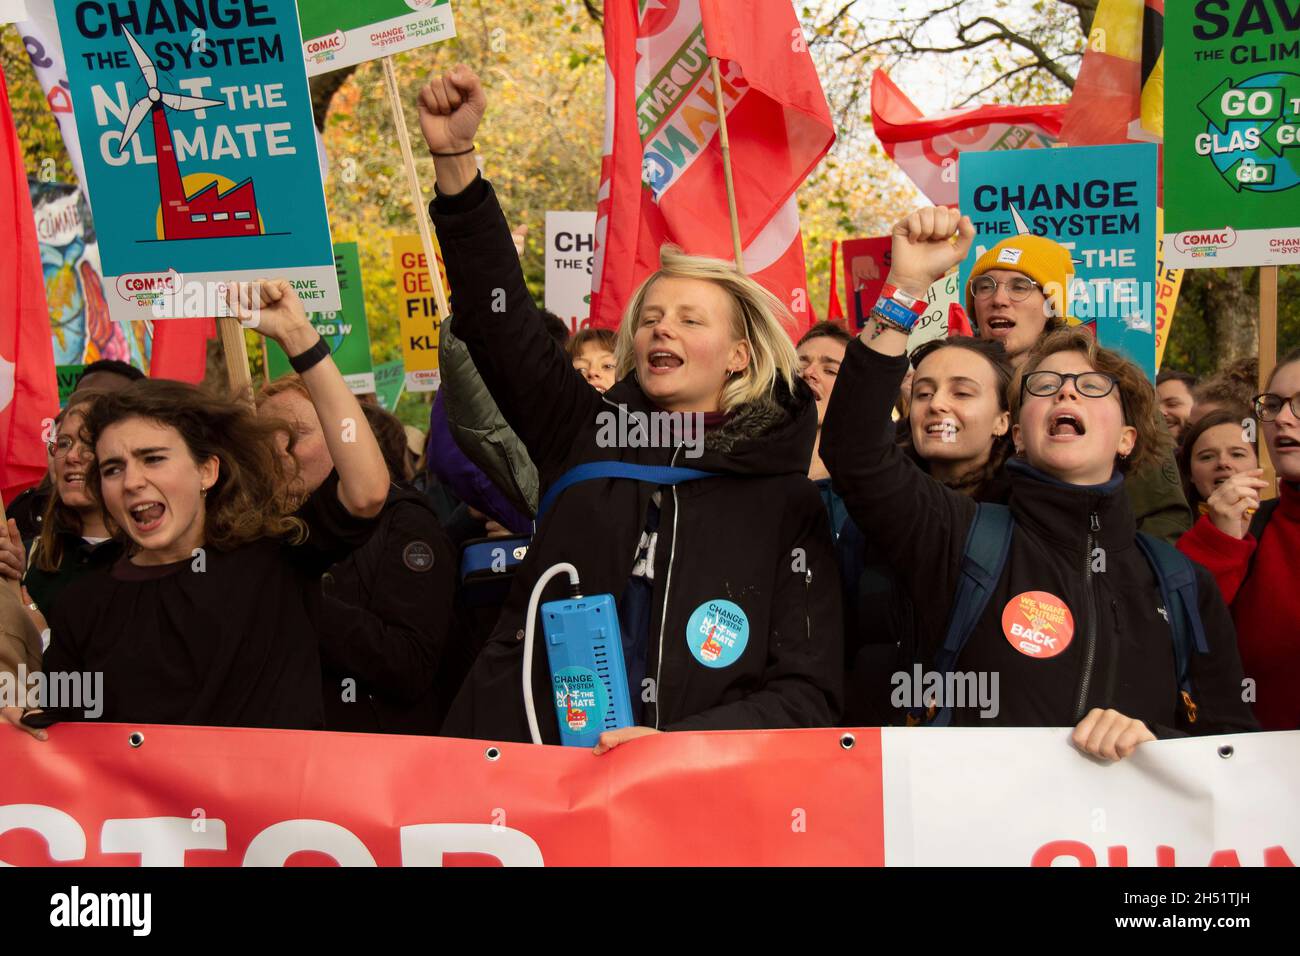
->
(967, 234, 1076, 367)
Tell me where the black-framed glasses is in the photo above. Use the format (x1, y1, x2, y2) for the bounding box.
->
(969, 275, 1043, 302)
(1022, 370, 1120, 400)
(47, 435, 91, 459)
(1253, 392, 1300, 422)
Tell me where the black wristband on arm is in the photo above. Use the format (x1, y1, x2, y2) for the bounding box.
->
(288, 335, 331, 374)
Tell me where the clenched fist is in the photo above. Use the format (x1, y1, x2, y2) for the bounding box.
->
(417, 64, 487, 156)
(885, 206, 975, 299)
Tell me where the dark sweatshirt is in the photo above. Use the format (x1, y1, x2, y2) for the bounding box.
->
(821, 339, 1257, 736)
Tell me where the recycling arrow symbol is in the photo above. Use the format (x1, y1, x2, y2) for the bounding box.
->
(1197, 76, 1284, 135)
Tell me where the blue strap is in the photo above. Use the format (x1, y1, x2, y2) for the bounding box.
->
(1135, 532, 1209, 695)
(536, 461, 718, 520)
(917, 503, 1014, 727)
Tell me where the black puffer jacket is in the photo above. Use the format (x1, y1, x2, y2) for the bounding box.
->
(821, 340, 1256, 736)
(432, 177, 842, 743)
(318, 484, 457, 735)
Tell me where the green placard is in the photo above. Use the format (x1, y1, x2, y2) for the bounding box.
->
(266, 243, 375, 393)
(56, 365, 85, 405)
(372, 360, 405, 412)
(1164, 0, 1300, 267)
(299, 0, 456, 76)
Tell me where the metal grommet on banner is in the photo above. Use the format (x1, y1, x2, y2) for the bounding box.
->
(839, 733, 855, 751)
(1218, 744, 1234, 759)
(128, 731, 145, 749)
(485, 746, 502, 762)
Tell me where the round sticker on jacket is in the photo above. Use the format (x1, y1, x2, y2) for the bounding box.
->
(1001, 591, 1074, 659)
(686, 600, 750, 668)
(553, 666, 608, 733)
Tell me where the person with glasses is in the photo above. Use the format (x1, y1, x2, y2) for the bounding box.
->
(965, 233, 1192, 543)
(1176, 348, 1300, 730)
(822, 207, 1256, 758)
(0, 392, 121, 627)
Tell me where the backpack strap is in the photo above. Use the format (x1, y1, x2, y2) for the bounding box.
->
(536, 461, 718, 521)
(912, 503, 1014, 727)
(1135, 532, 1209, 725)
(1247, 497, 1281, 543)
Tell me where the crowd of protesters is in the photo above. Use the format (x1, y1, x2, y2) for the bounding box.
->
(2, 64, 1296, 761)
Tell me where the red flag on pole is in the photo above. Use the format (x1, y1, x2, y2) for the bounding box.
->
(590, 0, 834, 338)
(1, 62, 59, 503)
(826, 239, 845, 324)
(870, 69, 1065, 207)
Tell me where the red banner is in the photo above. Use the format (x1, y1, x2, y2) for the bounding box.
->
(0, 725, 883, 866)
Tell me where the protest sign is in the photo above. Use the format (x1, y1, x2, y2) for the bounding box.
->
(299, 0, 457, 77)
(840, 236, 891, 331)
(55, 364, 83, 404)
(1164, 0, 1300, 268)
(1154, 209, 1184, 372)
(372, 359, 404, 411)
(545, 211, 595, 334)
(29, 178, 150, 369)
(906, 272, 961, 355)
(2, 724, 1295, 866)
(265, 243, 374, 393)
(959, 143, 1159, 380)
(54, 0, 338, 322)
(392, 234, 447, 391)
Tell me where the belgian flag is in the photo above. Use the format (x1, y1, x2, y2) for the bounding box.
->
(1060, 0, 1166, 167)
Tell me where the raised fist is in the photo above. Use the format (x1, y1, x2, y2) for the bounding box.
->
(885, 206, 975, 299)
(417, 64, 487, 155)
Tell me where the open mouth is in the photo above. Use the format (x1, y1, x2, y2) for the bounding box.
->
(128, 501, 166, 533)
(647, 350, 684, 372)
(984, 316, 1015, 334)
(62, 471, 86, 487)
(925, 420, 959, 440)
(1048, 412, 1086, 437)
(1276, 435, 1299, 451)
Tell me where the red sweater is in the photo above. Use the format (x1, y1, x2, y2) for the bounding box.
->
(1178, 481, 1300, 730)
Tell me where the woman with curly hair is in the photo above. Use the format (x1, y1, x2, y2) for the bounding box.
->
(7, 281, 390, 734)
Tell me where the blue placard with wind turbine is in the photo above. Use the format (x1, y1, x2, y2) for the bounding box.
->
(53, 0, 337, 323)
(958, 144, 1158, 380)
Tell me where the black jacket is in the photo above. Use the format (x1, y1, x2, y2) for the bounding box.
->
(318, 485, 457, 735)
(821, 341, 1257, 736)
(432, 177, 842, 743)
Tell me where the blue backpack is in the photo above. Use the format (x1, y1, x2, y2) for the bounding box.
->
(911, 502, 1210, 727)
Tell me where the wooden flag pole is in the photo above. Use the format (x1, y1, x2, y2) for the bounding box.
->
(710, 57, 744, 272)
(1259, 264, 1279, 498)
(383, 55, 452, 323)
(217, 316, 253, 399)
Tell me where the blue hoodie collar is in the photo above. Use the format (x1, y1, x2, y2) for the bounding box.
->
(1006, 456, 1125, 496)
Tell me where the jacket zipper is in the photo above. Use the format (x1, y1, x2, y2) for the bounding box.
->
(1073, 509, 1100, 721)
(652, 445, 682, 729)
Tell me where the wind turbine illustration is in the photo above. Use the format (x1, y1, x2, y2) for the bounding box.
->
(116, 29, 263, 241)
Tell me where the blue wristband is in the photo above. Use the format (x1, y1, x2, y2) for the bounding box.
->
(872, 295, 921, 331)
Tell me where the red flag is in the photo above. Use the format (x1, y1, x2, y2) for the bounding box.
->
(151, 318, 215, 384)
(1, 63, 59, 503)
(870, 70, 1065, 207)
(826, 240, 845, 324)
(590, 0, 834, 339)
(946, 303, 973, 338)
